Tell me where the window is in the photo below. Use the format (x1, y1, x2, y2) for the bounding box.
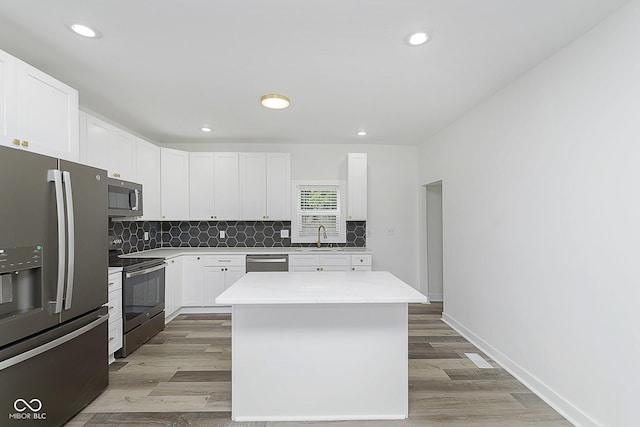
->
(291, 182, 346, 244)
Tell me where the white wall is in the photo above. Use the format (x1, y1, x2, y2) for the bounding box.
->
(161, 142, 421, 287)
(419, 2, 640, 426)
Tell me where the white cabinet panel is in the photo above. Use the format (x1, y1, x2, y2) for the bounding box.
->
(203, 267, 226, 306)
(80, 112, 110, 170)
(347, 153, 367, 221)
(109, 128, 136, 181)
(240, 152, 266, 220)
(161, 148, 190, 219)
(136, 138, 161, 220)
(1, 56, 79, 161)
(213, 152, 240, 220)
(181, 255, 204, 306)
(165, 257, 183, 318)
(289, 252, 371, 272)
(240, 152, 291, 220)
(189, 152, 214, 219)
(0, 50, 17, 148)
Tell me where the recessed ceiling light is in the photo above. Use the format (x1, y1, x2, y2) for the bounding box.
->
(67, 23, 101, 38)
(406, 31, 431, 46)
(261, 94, 291, 110)
(201, 127, 212, 132)
(356, 130, 367, 136)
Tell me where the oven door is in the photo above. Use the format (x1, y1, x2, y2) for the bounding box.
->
(122, 264, 165, 333)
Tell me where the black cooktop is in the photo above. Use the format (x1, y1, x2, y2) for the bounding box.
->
(108, 256, 164, 271)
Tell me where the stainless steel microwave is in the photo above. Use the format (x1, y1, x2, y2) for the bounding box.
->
(108, 178, 143, 217)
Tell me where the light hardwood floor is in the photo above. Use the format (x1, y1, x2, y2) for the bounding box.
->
(68, 303, 571, 426)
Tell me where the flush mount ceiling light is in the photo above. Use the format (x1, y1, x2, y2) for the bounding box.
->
(405, 30, 431, 46)
(261, 94, 291, 110)
(356, 130, 367, 136)
(201, 127, 212, 132)
(66, 23, 102, 38)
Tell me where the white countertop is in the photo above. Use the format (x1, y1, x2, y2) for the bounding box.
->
(215, 271, 428, 305)
(120, 247, 372, 259)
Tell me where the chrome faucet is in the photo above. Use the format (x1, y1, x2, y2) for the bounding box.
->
(317, 224, 327, 248)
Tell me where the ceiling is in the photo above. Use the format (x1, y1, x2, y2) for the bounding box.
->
(0, 0, 629, 146)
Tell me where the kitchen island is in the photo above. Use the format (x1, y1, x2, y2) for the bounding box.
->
(216, 271, 428, 422)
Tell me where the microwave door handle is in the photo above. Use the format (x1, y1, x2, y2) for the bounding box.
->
(134, 188, 139, 211)
(62, 171, 75, 310)
(129, 189, 139, 211)
(47, 169, 66, 314)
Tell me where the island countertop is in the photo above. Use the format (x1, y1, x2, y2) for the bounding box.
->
(215, 271, 428, 305)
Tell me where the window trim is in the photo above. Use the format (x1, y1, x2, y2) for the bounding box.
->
(291, 180, 346, 244)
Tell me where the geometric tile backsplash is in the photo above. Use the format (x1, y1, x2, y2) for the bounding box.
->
(109, 220, 366, 255)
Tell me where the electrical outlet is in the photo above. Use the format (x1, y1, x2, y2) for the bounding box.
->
(144, 231, 149, 241)
(387, 228, 395, 236)
(280, 229, 289, 238)
(220, 230, 226, 238)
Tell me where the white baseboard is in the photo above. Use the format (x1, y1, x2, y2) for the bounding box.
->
(442, 312, 596, 427)
(179, 306, 232, 314)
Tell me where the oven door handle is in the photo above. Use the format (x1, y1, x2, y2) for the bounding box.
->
(125, 263, 166, 278)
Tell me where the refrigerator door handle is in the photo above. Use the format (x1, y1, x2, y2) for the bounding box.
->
(0, 315, 108, 372)
(48, 169, 66, 314)
(62, 171, 75, 310)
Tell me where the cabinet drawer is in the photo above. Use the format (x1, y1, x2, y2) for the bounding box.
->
(107, 289, 122, 321)
(288, 254, 320, 267)
(203, 255, 245, 267)
(108, 320, 123, 354)
(108, 272, 122, 292)
(351, 265, 372, 271)
(351, 254, 372, 266)
(319, 254, 351, 266)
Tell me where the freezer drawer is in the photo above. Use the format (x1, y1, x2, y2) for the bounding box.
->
(0, 308, 108, 427)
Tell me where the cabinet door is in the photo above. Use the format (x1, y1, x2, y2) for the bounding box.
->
(224, 266, 246, 288)
(109, 128, 137, 181)
(213, 152, 240, 219)
(166, 257, 183, 317)
(266, 153, 291, 220)
(16, 60, 79, 161)
(136, 138, 161, 220)
(289, 266, 319, 272)
(203, 267, 226, 305)
(189, 152, 214, 219)
(161, 148, 190, 219)
(347, 153, 367, 220)
(240, 152, 266, 220)
(0, 50, 17, 148)
(181, 256, 203, 306)
(80, 113, 110, 171)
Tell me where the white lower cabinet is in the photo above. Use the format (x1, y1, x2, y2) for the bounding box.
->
(165, 256, 183, 319)
(107, 272, 123, 364)
(182, 255, 245, 306)
(350, 254, 372, 271)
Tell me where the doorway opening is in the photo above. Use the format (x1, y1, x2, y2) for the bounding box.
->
(423, 181, 443, 301)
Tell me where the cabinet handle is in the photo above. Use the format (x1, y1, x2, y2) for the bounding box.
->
(113, 173, 121, 178)
(214, 216, 217, 219)
(109, 337, 115, 341)
(108, 306, 114, 310)
(108, 282, 114, 286)
(360, 259, 363, 263)
(197, 257, 200, 260)
(21, 140, 29, 147)
(12, 139, 20, 145)
(348, 215, 352, 219)
(352, 267, 355, 271)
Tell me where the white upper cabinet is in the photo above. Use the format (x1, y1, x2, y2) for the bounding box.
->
(109, 128, 137, 181)
(1, 49, 79, 161)
(189, 152, 214, 219)
(0, 50, 17, 149)
(136, 138, 161, 220)
(161, 147, 189, 219)
(213, 152, 240, 220)
(240, 152, 291, 220)
(80, 112, 137, 181)
(347, 153, 367, 221)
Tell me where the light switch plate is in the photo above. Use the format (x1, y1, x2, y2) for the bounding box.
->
(280, 229, 289, 238)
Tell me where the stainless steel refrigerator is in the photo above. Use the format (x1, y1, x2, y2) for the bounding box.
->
(0, 146, 109, 426)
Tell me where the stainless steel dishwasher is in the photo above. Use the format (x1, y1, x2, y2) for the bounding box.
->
(245, 254, 289, 272)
